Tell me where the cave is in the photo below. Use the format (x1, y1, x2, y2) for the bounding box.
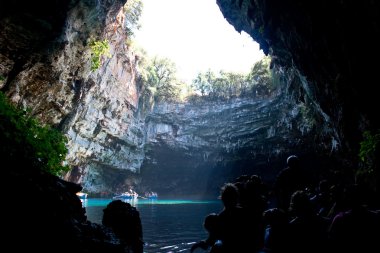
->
(1, 0, 380, 251)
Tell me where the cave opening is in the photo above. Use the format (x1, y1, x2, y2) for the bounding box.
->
(1, 0, 380, 252)
(0, 0, 347, 200)
(125, 0, 340, 199)
(132, 0, 271, 199)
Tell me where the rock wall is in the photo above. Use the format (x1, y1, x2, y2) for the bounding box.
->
(0, 0, 147, 194)
(217, 0, 380, 195)
(140, 67, 338, 197)
(216, 0, 380, 158)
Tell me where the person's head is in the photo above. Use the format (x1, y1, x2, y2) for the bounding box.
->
(286, 155, 299, 169)
(318, 179, 329, 193)
(203, 213, 219, 232)
(263, 208, 288, 226)
(246, 175, 263, 195)
(250, 174, 262, 184)
(220, 183, 239, 208)
(289, 190, 313, 216)
(235, 174, 249, 183)
(102, 200, 133, 226)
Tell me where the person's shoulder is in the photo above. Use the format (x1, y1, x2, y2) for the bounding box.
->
(331, 210, 350, 224)
(316, 214, 331, 226)
(276, 167, 291, 177)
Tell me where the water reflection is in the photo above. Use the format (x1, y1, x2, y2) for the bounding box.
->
(83, 198, 221, 253)
(79, 198, 88, 207)
(81, 198, 216, 208)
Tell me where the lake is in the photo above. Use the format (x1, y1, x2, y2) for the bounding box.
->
(82, 199, 223, 253)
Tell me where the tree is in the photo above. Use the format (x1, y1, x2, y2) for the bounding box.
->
(124, 0, 143, 37)
(218, 71, 246, 98)
(192, 69, 248, 99)
(192, 71, 212, 96)
(144, 56, 181, 102)
(147, 57, 176, 88)
(246, 56, 273, 97)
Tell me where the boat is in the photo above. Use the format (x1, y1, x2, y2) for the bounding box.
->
(76, 192, 88, 200)
(143, 191, 158, 200)
(113, 191, 138, 200)
(147, 195, 158, 200)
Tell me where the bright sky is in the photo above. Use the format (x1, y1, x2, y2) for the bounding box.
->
(134, 0, 265, 83)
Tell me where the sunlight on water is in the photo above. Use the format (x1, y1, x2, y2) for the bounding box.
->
(81, 198, 219, 208)
(83, 198, 222, 253)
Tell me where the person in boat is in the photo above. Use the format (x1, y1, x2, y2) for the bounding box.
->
(144, 191, 158, 199)
(128, 188, 138, 198)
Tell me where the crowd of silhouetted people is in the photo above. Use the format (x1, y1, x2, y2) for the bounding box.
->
(101, 155, 380, 253)
(191, 155, 380, 253)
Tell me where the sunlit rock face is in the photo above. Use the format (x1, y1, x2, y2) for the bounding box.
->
(1, 3, 134, 249)
(0, 0, 147, 194)
(140, 67, 338, 197)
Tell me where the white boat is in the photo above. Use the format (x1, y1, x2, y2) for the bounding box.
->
(113, 192, 138, 200)
(143, 192, 158, 200)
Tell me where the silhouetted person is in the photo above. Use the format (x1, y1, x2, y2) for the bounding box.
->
(102, 200, 143, 253)
(217, 183, 251, 252)
(273, 155, 309, 211)
(287, 190, 329, 253)
(310, 179, 333, 217)
(328, 184, 380, 252)
(190, 213, 223, 253)
(243, 175, 267, 250)
(261, 208, 290, 253)
(325, 183, 346, 220)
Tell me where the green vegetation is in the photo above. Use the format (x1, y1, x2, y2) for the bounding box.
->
(133, 42, 273, 104)
(140, 55, 184, 103)
(357, 130, 380, 189)
(90, 39, 111, 71)
(190, 56, 274, 100)
(135, 53, 274, 104)
(127, 0, 272, 104)
(359, 130, 380, 172)
(259, 25, 265, 35)
(192, 70, 216, 96)
(0, 92, 69, 176)
(124, 0, 143, 38)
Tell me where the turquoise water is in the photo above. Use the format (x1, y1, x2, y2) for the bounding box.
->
(82, 199, 217, 207)
(82, 198, 222, 253)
